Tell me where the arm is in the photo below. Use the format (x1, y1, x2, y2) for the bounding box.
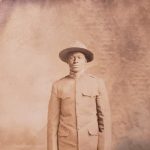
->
(47, 83, 60, 150)
(97, 79, 112, 150)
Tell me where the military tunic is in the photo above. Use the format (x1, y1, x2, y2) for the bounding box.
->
(47, 73, 111, 150)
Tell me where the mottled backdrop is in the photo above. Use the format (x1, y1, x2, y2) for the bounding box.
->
(0, 0, 150, 150)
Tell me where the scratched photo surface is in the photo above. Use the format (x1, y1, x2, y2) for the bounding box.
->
(0, 0, 150, 150)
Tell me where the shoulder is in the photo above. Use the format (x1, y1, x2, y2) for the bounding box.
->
(87, 74, 107, 91)
(84, 74, 106, 90)
(87, 74, 105, 83)
(52, 75, 69, 87)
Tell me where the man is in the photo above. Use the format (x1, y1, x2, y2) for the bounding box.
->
(47, 44, 111, 150)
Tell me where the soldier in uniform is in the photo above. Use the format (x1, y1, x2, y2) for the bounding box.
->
(47, 44, 111, 150)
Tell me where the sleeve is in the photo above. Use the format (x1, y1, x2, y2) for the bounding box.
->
(47, 83, 60, 150)
(96, 93, 104, 133)
(97, 79, 112, 150)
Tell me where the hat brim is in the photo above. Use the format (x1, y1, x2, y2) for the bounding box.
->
(59, 47, 94, 63)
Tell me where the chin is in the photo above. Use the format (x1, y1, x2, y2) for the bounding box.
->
(72, 69, 81, 73)
(72, 70, 79, 73)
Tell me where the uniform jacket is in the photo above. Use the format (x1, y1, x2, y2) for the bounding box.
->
(47, 73, 111, 150)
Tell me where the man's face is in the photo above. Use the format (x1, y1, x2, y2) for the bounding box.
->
(67, 52, 87, 73)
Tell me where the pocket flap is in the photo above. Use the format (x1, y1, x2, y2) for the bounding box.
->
(88, 128, 99, 136)
(82, 90, 98, 97)
(82, 92, 93, 97)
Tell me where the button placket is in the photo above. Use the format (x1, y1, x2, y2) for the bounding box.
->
(75, 78, 79, 150)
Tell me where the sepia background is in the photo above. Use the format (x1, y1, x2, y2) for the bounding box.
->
(0, 0, 150, 150)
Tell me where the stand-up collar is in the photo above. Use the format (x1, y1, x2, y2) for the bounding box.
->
(69, 70, 85, 79)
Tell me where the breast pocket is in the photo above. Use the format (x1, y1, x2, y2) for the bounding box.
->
(81, 89, 98, 99)
(81, 90, 99, 112)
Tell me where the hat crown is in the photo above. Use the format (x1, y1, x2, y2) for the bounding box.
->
(71, 41, 87, 49)
(59, 41, 93, 63)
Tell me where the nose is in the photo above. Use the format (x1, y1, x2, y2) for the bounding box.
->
(73, 57, 78, 63)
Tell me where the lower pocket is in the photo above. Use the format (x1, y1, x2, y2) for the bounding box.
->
(88, 128, 99, 136)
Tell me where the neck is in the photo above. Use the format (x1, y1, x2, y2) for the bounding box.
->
(69, 69, 85, 78)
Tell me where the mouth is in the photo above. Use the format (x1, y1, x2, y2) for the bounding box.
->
(72, 65, 79, 68)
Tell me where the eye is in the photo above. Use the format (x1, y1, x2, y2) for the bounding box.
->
(69, 56, 74, 60)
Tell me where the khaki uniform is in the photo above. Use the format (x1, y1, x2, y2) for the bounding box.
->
(47, 73, 111, 150)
